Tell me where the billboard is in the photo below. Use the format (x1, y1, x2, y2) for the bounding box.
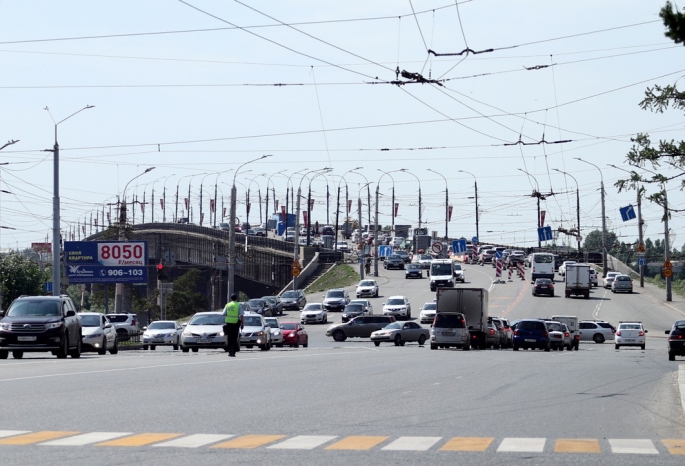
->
(64, 241, 148, 284)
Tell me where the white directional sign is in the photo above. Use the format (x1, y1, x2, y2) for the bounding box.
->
(452, 239, 467, 254)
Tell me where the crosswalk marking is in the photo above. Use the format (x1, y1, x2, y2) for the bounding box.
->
(381, 436, 442, 451)
(0, 431, 30, 439)
(211, 435, 285, 449)
(268, 435, 337, 450)
(41, 432, 131, 446)
(663, 439, 685, 455)
(440, 437, 493, 452)
(608, 439, 658, 454)
(325, 436, 389, 450)
(554, 439, 601, 453)
(497, 438, 546, 453)
(97, 433, 182, 447)
(0, 431, 79, 445)
(153, 434, 234, 448)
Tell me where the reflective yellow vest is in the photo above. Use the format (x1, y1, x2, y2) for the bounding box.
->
(224, 301, 240, 324)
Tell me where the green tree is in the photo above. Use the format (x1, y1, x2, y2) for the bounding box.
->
(0, 254, 46, 309)
(166, 269, 207, 320)
(582, 229, 619, 253)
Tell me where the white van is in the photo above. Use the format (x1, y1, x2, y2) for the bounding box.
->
(429, 259, 455, 292)
(530, 253, 555, 282)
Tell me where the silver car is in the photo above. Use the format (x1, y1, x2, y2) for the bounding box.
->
(611, 274, 633, 293)
(604, 271, 621, 289)
(80, 312, 118, 355)
(370, 321, 430, 347)
(264, 317, 284, 346)
(142, 320, 183, 350)
(180, 312, 227, 353)
(240, 313, 273, 351)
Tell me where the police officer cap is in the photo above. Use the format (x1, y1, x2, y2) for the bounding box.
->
(230, 293, 238, 301)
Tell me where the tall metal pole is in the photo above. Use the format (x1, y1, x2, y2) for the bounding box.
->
(265, 170, 286, 232)
(334, 168, 361, 251)
(637, 187, 644, 288)
(518, 168, 542, 248)
(664, 187, 672, 301)
(576, 158, 607, 276)
(428, 169, 448, 240)
(400, 169, 422, 229)
(459, 170, 479, 240)
(357, 183, 370, 280)
(213, 169, 233, 228)
(307, 169, 331, 246)
(293, 185, 302, 290)
(553, 168, 580, 253)
(162, 175, 176, 223)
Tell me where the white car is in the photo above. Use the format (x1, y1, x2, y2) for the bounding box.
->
(180, 312, 227, 353)
(604, 271, 621, 289)
(558, 261, 576, 276)
(79, 312, 118, 355)
(589, 268, 598, 287)
(419, 302, 437, 324)
(336, 241, 350, 252)
(240, 313, 272, 350)
(142, 320, 183, 350)
(382, 296, 412, 321)
(453, 263, 465, 283)
(356, 279, 379, 298)
(391, 237, 404, 247)
(415, 254, 433, 269)
(615, 321, 646, 350)
(349, 299, 373, 315)
(264, 317, 284, 346)
(300, 303, 328, 324)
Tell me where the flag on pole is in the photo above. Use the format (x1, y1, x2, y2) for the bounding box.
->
(184, 198, 189, 210)
(394, 203, 399, 217)
(347, 199, 352, 214)
(281, 205, 286, 222)
(540, 210, 546, 226)
(448, 205, 453, 221)
(160, 198, 165, 210)
(210, 199, 216, 213)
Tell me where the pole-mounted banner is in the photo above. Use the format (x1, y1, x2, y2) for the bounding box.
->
(160, 198, 164, 210)
(247, 202, 251, 215)
(309, 198, 315, 211)
(394, 203, 399, 217)
(448, 205, 453, 221)
(348, 199, 352, 214)
(184, 198, 189, 211)
(303, 210, 309, 227)
(281, 205, 286, 222)
(540, 210, 546, 226)
(210, 199, 215, 213)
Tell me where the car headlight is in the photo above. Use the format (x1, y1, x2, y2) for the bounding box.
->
(257, 331, 264, 336)
(218, 330, 225, 337)
(183, 329, 192, 336)
(274, 330, 281, 335)
(88, 333, 103, 338)
(0, 323, 11, 330)
(46, 322, 63, 329)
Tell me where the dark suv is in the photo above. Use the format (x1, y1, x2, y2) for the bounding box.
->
(0, 295, 83, 359)
(384, 255, 405, 270)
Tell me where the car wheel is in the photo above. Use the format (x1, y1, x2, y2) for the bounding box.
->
(544, 344, 551, 352)
(641, 344, 645, 350)
(150, 345, 157, 351)
(191, 348, 199, 353)
(615, 344, 620, 350)
(0, 351, 7, 359)
(294, 342, 299, 348)
(574, 343, 579, 351)
(374, 341, 381, 347)
(418, 335, 426, 346)
(276, 343, 283, 348)
(394, 334, 402, 347)
(303, 339, 308, 348)
(593, 334, 605, 344)
(12, 351, 23, 359)
(70, 336, 82, 359)
(260, 344, 267, 351)
(669, 352, 676, 361)
(430, 343, 437, 350)
(143, 345, 148, 350)
(173, 341, 179, 350)
(332, 330, 347, 342)
(181, 346, 189, 353)
(56, 334, 69, 359)
(462, 343, 470, 351)
(110, 338, 119, 355)
(513, 345, 519, 351)
(98, 337, 107, 355)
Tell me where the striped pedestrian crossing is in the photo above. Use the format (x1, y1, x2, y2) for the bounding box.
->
(0, 431, 680, 454)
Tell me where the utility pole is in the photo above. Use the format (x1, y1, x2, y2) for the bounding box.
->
(293, 186, 302, 290)
(637, 187, 644, 288)
(600, 178, 607, 277)
(664, 188, 672, 302)
(358, 196, 364, 280)
(374, 184, 380, 277)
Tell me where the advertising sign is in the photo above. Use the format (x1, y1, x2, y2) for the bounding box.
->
(64, 241, 148, 284)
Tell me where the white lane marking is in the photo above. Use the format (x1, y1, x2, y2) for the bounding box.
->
(268, 435, 337, 450)
(663, 302, 685, 317)
(608, 439, 658, 454)
(593, 288, 609, 319)
(40, 432, 131, 446)
(497, 437, 546, 452)
(0, 349, 375, 383)
(153, 434, 233, 448)
(679, 364, 685, 415)
(381, 436, 442, 451)
(0, 431, 29, 439)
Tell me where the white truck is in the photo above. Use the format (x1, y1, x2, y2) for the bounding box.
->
(565, 263, 591, 299)
(436, 287, 488, 349)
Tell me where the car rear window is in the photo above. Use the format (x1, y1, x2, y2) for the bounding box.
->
(434, 314, 465, 328)
(616, 276, 631, 282)
(106, 315, 129, 323)
(518, 321, 546, 331)
(598, 322, 614, 329)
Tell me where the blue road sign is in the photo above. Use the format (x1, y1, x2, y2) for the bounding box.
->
(638, 257, 646, 266)
(537, 226, 554, 242)
(44, 282, 53, 292)
(472, 236, 478, 244)
(452, 239, 467, 254)
(378, 245, 393, 257)
(619, 205, 636, 222)
(495, 251, 503, 259)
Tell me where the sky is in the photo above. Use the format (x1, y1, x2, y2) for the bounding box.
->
(0, 0, 683, 251)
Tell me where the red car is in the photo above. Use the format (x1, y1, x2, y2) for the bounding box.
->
(280, 322, 308, 348)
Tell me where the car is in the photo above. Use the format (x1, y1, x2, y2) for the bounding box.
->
(253, 227, 266, 237)
(485, 318, 506, 349)
(300, 303, 328, 324)
(603, 271, 621, 289)
(532, 278, 555, 297)
(246, 299, 271, 316)
(284, 233, 295, 242)
(219, 222, 230, 231)
(405, 263, 423, 279)
(142, 320, 183, 350)
(349, 299, 373, 315)
(615, 321, 646, 350)
(370, 321, 430, 347)
(0, 295, 82, 359)
(356, 280, 379, 298)
(506, 250, 526, 267)
(280, 289, 307, 310)
(558, 260, 576, 276)
(490, 316, 512, 348)
(666, 320, 685, 360)
(542, 320, 568, 351)
(419, 302, 437, 324)
(264, 317, 284, 346)
(180, 311, 228, 353)
(326, 315, 396, 342)
(430, 312, 470, 350)
(552, 315, 580, 350)
(394, 250, 412, 263)
(579, 320, 616, 344)
(280, 322, 308, 348)
(261, 296, 284, 316)
(298, 237, 308, 246)
(383, 255, 405, 270)
(240, 313, 273, 351)
(336, 241, 350, 252)
(415, 254, 433, 269)
(106, 313, 140, 341)
(322, 288, 350, 312)
(321, 226, 335, 236)
(246, 229, 256, 236)
(512, 319, 551, 351)
(342, 303, 368, 323)
(589, 268, 598, 287)
(479, 249, 496, 264)
(391, 237, 404, 247)
(79, 312, 118, 355)
(452, 263, 465, 283)
(611, 274, 633, 293)
(382, 296, 412, 321)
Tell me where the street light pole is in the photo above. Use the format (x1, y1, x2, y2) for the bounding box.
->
(427, 169, 448, 240)
(199, 172, 216, 226)
(399, 169, 422, 229)
(265, 170, 287, 231)
(358, 182, 371, 280)
(335, 168, 361, 252)
(518, 168, 542, 248)
(213, 170, 233, 228)
(294, 168, 330, 288)
(44, 105, 94, 296)
(161, 174, 175, 223)
(575, 158, 607, 277)
(458, 170, 479, 241)
(307, 169, 332, 246)
(553, 168, 581, 253)
(285, 169, 308, 232)
(377, 169, 401, 236)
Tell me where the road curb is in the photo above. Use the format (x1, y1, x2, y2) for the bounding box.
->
(680, 364, 685, 415)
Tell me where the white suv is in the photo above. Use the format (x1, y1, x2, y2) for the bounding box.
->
(558, 261, 576, 276)
(106, 313, 140, 341)
(382, 296, 412, 321)
(615, 321, 646, 350)
(579, 320, 616, 344)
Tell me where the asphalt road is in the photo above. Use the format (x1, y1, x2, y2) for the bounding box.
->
(1, 262, 684, 465)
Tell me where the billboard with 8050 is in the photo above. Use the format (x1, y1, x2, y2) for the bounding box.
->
(64, 241, 148, 284)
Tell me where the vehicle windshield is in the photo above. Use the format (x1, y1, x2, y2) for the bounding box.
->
(263, 296, 277, 302)
(431, 263, 453, 275)
(345, 304, 363, 312)
(616, 276, 631, 281)
(359, 281, 375, 286)
(674, 321, 685, 330)
(265, 318, 278, 327)
(326, 290, 344, 298)
(148, 322, 175, 329)
(384, 322, 402, 329)
(243, 316, 263, 327)
(281, 291, 298, 298)
(389, 255, 401, 260)
(7, 300, 61, 317)
(420, 255, 432, 260)
(281, 323, 297, 330)
(535, 279, 553, 285)
(422, 303, 437, 310)
(189, 314, 224, 326)
(453, 265, 462, 271)
(434, 314, 465, 328)
(106, 315, 130, 323)
(407, 264, 420, 269)
(533, 254, 553, 263)
(80, 315, 101, 327)
(386, 298, 405, 305)
(248, 299, 265, 306)
(303, 304, 322, 311)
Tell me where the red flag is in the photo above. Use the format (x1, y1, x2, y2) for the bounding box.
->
(347, 199, 352, 214)
(81, 225, 86, 234)
(210, 199, 216, 213)
(394, 202, 399, 217)
(281, 205, 286, 222)
(448, 205, 453, 221)
(308, 198, 314, 211)
(106, 212, 111, 223)
(274, 199, 279, 211)
(94, 218, 98, 227)
(303, 210, 309, 227)
(140, 202, 145, 213)
(223, 207, 227, 218)
(540, 210, 546, 226)
(200, 213, 204, 224)
(184, 198, 189, 210)
(247, 202, 251, 215)
(160, 198, 164, 210)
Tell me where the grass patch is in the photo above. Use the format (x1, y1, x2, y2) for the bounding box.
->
(305, 264, 359, 294)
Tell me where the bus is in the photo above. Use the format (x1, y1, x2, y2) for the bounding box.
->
(530, 253, 555, 282)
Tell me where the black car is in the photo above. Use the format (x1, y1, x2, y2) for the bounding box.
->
(261, 296, 284, 316)
(405, 263, 423, 279)
(341, 303, 367, 323)
(246, 299, 271, 316)
(394, 251, 411, 263)
(532, 278, 555, 297)
(0, 295, 83, 359)
(666, 320, 685, 361)
(384, 255, 405, 270)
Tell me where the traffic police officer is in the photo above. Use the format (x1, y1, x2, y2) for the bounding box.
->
(223, 294, 244, 357)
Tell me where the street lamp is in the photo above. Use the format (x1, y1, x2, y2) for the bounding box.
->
(335, 168, 362, 252)
(285, 169, 308, 232)
(373, 170, 399, 276)
(351, 171, 372, 231)
(246, 173, 266, 228)
(458, 170, 479, 242)
(199, 172, 217, 226)
(228, 155, 272, 300)
(377, 169, 403, 236)
(517, 168, 542, 248)
(161, 174, 176, 223)
(148, 175, 167, 223)
(307, 169, 332, 246)
(553, 168, 581, 253)
(575, 158, 607, 277)
(399, 168, 422, 229)
(213, 169, 233, 228)
(44, 105, 94, 296)
(175, 174, 194, 223)
(427, 169, 449, 240)
(187, 173, 205, 224)
(265, 170, 287, 231)
(115, 167, 155, 312)
(358, 182, 371, 280)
